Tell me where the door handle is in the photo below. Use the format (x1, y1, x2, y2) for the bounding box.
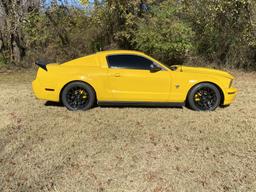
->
(112, 73, 121, 77)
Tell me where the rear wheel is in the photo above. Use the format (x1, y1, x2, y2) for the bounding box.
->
(61, 82, 96, 111)
(188, 83, 221, 111)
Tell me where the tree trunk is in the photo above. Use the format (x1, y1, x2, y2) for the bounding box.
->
(0, 0, 40, 66)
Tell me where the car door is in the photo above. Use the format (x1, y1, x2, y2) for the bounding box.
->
(106, 54, 171, 102)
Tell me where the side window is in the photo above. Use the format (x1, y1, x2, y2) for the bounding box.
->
(107, 54, 154, 70)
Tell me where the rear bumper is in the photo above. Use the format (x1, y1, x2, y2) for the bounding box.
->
(32, 80, 60, 102)
(223, 87, 237, 105)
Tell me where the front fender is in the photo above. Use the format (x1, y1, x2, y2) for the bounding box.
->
(169, 71, 231, 103)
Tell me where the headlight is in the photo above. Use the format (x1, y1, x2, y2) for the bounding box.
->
(229, 79, 233, 88)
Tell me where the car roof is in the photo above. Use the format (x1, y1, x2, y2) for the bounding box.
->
(97, 50, 145, 56)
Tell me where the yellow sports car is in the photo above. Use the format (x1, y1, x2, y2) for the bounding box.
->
(32, 50, 237, 111)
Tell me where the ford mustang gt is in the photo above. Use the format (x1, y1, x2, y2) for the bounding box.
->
(32, 50, 237, 111)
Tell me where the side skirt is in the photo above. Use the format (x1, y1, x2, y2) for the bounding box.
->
(97, 101, 185, 108)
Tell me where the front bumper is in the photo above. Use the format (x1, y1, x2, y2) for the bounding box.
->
(223, 87, 237, 105)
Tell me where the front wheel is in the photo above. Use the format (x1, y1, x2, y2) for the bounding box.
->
(61, 82, 96, 111)
(187, 83, 221, 111)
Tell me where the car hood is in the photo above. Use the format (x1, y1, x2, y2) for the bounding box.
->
(176, 66, 234, 79)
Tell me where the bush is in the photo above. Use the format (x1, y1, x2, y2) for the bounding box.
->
(22, 6, 102, 64)
(133, 1, 194, 65)
(0, 54, 7, 68)
(184, 0, 256, 69)
(1, 0, 256, 70)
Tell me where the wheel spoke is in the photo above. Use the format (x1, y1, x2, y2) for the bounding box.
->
(193, 87, 218, 111)
(66, 86, 89, 110)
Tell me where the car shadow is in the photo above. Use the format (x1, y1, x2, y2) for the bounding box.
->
(44, 101, 184, 110)
(99, 105, 184, 109)
(44, 101, 64, 107)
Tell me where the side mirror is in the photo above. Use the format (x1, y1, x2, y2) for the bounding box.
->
(150, 64, 162, 73)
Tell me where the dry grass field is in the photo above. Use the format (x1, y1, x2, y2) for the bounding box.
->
(0, 69, 256, 192)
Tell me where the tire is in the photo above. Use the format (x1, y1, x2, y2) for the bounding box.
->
(61, 82, 96, 111)
(187, 83, 221, 111)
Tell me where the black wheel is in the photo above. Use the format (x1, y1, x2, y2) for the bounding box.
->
(187, 83, 221, 111)
(61, 82, 96, 111)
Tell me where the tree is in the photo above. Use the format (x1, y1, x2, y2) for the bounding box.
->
(0, 0, 40, 66)
(22, 4, 99, 63)
(183, 0, 256, 69)
(0, 0, 256, 70)
(133, 0, 194, 64)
